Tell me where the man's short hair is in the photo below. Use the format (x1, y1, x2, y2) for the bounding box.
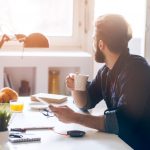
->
(95, 14, 132, 53)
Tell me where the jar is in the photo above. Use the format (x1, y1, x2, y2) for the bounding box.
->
(48, 70, 60, 94)
(19, 80, 30, 96)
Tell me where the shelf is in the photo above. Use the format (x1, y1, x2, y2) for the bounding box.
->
(0, 51, 93, 95)
(4, 67, 36, 96)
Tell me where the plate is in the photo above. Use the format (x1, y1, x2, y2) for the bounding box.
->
(29, 102, 48, 110)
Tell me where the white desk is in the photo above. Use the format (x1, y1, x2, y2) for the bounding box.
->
(5, 97, 133, 150)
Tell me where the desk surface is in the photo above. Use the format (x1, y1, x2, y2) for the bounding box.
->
(4, 97, 132, 150)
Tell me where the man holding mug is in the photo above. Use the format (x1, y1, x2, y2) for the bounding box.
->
(50, 14, 150, 149)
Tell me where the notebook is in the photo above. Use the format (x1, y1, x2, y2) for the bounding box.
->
(9, 134, 41, 143)
(30, 93, 68, 104)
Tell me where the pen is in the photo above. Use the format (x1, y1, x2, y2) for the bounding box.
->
(10, 128, 26, 132)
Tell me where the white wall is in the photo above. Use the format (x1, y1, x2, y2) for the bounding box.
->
(145, 0, 150, 62)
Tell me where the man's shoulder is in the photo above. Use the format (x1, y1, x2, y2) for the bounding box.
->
(128, 54, 147, 62)
(123, 54, 150, 76)
(127, 54, 149, 68)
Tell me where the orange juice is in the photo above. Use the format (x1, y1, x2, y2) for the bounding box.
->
(10, 101, 24, 112)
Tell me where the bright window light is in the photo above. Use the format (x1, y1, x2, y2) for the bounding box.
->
(94, 0, 146, 38)
(94, 0, 146, 56)
(0, 0, 73, 36)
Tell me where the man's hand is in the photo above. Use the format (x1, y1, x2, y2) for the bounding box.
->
(49, 105, 77, 123)
(65, 73, 75, 91)
(49, 104, 105, 131)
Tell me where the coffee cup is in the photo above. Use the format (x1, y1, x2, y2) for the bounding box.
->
(74, 73, 89, 91)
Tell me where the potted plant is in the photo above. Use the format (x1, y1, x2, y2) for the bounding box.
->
(0, 104, 11, 145)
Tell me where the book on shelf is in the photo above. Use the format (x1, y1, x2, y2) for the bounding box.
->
(4, 72, 14, 89)
(4, 72, 10, 87)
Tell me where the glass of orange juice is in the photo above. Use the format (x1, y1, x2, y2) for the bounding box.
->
(10, 100, 24, 112)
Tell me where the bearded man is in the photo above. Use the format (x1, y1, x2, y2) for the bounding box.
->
(50, 14, 150, 150)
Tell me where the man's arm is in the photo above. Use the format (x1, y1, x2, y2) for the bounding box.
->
(49, 105, 105, 131)
(66, 69, 104, 110)
(74, 112, 105, 131)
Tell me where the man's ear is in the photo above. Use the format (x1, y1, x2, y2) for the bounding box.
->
(98, 40, 104, 50)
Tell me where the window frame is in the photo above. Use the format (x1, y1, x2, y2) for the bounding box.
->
(46, 0, 81, 48)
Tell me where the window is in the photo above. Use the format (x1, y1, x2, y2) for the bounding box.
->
(0, 0, 73, 36)
(0, 0, 83, 48)
(94, 0, 146, 56)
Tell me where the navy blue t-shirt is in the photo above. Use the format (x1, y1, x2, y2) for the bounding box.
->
(85, 51, 150, 149)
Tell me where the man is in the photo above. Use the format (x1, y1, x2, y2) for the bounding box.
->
(50, 14, 150, 149)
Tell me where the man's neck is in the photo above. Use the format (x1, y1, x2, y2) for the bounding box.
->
(105, 52, 120, 70)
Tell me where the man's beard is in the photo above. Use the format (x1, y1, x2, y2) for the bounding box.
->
(95, 45, 105, 63)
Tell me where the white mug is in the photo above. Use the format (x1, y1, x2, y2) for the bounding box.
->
(74, 73, 89, 91)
